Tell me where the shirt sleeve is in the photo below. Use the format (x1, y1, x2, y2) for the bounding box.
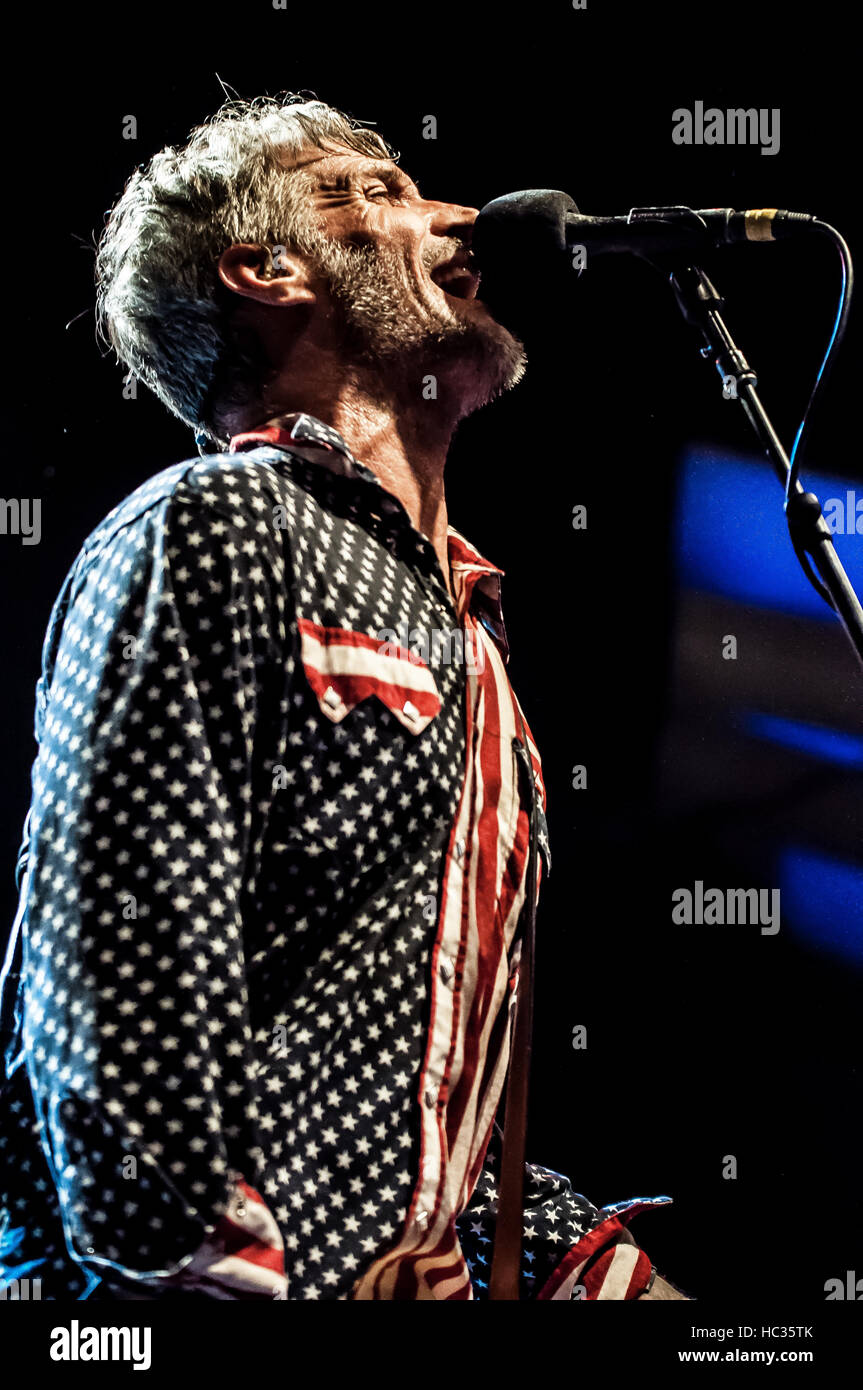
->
(20, 467, 291, 1289)
(455, 1121, 672, 1300)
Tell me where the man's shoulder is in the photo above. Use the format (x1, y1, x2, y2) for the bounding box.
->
(38, 450, 302, 697)
(80, 448, 308, 564)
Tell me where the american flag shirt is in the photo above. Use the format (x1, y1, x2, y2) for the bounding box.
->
(0, 412, 670, 1301)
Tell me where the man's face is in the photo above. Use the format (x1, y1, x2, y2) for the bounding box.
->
(285, 145, 526, 411)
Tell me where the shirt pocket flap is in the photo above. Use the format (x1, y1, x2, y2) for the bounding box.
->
(298, 618, 442, 734)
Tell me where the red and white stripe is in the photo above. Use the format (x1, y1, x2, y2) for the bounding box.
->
(353, 528, 547, 1300)
(225, 424, 648, 1301)
(160, 1178, 289, 1300)
(536, 1216, 653, 1300)
(297, 618, 441, 733)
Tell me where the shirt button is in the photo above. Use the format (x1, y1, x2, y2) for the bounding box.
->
(322, 686, 341, 711)
(439, 955, 455, 985)
(424, 1087, 437, 1108)
(455, 839, 465, 862)
(403, 700, 420, 722)
(415, 1209, 429, 1230)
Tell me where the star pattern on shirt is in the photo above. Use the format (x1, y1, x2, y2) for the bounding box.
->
(456, 1124, 672, 1299)
(2, 434, 469, 1299)
(1, 414, 669, 1301)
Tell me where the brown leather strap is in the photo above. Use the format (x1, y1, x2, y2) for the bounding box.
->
(488, 715, 539, 1300)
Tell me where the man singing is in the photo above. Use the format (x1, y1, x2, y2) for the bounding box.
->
(0, 95, 687, 1300)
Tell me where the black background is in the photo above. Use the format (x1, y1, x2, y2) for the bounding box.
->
(2, 0, 860, 1300)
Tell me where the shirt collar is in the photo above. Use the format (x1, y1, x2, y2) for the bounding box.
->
(446, 527, 509, 665)
(229, 412, 510, 663)
(230, 411, 373, 480)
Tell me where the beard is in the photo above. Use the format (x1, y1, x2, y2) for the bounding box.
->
(303, 232, 527, 415)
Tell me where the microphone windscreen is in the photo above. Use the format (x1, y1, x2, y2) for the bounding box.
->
(472, 189, 578, 264)
(472, 190, 579, 332)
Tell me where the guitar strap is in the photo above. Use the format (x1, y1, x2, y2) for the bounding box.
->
(488, 710, 539, 1300)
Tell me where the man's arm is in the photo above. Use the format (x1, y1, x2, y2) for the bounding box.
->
(20, 464, 290, 1293)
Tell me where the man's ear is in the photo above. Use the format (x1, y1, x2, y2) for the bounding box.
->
(217, 243, 317, 308)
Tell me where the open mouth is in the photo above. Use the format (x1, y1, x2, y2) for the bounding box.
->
(429, 258, 481, 301)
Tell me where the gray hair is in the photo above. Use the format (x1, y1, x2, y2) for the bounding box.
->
(94, 94, 397, 447)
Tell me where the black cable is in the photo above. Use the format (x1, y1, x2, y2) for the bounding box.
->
(785, 222, 853, 502)
(783, 222, 854, 612)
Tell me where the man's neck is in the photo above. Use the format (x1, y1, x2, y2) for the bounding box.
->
(248, 368, 459, 598)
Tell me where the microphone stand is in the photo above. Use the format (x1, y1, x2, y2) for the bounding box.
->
(664, 263, 863, 674)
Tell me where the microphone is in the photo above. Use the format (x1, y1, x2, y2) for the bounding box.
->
(472, 190, 817, 265)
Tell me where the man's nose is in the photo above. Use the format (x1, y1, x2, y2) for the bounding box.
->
(426, 200, 480, 242)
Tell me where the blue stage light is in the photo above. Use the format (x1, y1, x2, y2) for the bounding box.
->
(742, 711, 863, 769)
(779, 846, 863, 964)
(675, 449, 863, 619)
